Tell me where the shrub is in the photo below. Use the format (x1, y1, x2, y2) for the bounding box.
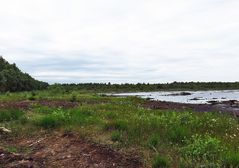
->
(152, 155, 170, 168)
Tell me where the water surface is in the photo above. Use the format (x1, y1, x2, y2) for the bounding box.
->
(112, 90, 239, 104)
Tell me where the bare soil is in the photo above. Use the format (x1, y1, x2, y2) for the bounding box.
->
(0, 99, 109, 110)
(144, 100, 239, 117)
(0, 132, 142, 168)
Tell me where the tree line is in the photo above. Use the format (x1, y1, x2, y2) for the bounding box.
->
(1, 56, 239, 93)
(0, 56, 48, 92)
(49, 81, 239, 93)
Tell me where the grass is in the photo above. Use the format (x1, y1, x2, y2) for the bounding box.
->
(148, 135, 160, 149)
(6, 146, 18, 153)
(111, 131, 122, 142)
(152, 155, 171, 168)
(223, 151, 239, 167)
(0, 109, 24, 122)
(0, 90, 239, 167)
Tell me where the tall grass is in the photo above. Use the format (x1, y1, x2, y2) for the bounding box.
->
(34, 108, 99, 129)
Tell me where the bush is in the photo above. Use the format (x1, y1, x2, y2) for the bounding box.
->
(152, 155, 170, 168)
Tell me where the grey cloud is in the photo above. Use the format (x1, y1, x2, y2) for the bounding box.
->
(0, 0, 239, 83)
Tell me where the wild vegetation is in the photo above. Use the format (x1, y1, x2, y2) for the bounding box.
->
(0, 57, 48, 92)
(49, 81, 239, 93)
(0, 90, 239, 167)
(1, 58, 239, 167)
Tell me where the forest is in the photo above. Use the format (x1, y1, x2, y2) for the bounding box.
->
(1, 57, 239, 93)
(50, 82, 239, 93)
(0, 57, 48, 92)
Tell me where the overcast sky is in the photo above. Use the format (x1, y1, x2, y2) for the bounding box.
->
(0, 0, 239, 84)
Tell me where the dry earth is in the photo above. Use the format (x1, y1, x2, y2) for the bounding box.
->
(0, 132, 142, 168)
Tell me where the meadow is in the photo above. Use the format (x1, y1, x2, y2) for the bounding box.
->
(0, 89, 239, 168)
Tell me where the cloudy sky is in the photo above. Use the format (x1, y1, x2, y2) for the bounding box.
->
(0, 0, 239, 84)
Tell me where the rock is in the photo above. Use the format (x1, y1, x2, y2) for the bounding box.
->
(0, 127, 11, 133)
(207, 101, 219, 105)
(190, 97, 202, 101)
(167, 92, 192, 96)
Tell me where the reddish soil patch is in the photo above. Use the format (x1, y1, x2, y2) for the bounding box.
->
(0, 133, 142, 168)
(144, 100, 239, 117)
(144, 101, 211, 111)
(0, 100, 79, 110)
(0, 99, 110, 110)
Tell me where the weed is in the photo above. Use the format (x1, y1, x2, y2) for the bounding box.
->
(6, 146, 18, 153)
(152, 154, 170, 168)
(104, 120, 128, 131)
(111, 131, 122, 142)
(148, 135, 160, 149)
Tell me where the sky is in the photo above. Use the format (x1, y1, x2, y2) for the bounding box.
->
(0, 0, 239, 84)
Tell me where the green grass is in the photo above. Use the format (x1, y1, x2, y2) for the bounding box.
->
(152, 155, 171, 168)
(0, 91, 239, 167)
(148, 134, 160, 149)
(0, 109, 24, 122)
(6, 146, 18, 153)
(111, 131, 122, 142)
(223, 151, 239, 167)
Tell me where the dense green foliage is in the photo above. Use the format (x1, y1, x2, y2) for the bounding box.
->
(50, 81, 239, 93)
(0, 56, 48, 92)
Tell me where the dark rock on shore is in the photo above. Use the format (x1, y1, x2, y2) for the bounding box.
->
(166, 92, 192, 96)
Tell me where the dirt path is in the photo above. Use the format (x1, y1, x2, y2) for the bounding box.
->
(0, 133, 142, 168)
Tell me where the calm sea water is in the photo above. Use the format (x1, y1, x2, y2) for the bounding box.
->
(111, 90, 239, 104)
